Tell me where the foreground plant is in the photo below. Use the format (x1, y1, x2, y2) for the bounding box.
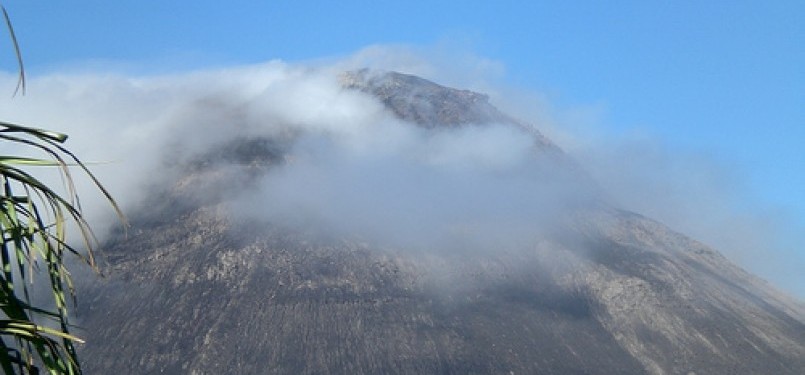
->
(0, 121, 123, 374)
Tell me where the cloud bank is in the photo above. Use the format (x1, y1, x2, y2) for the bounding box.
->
(0, 46, 801, 297)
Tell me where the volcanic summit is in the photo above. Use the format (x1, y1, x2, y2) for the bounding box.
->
(76, 71, 804, 375)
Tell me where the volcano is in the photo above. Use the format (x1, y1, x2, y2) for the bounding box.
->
(76, 70, 804, 374)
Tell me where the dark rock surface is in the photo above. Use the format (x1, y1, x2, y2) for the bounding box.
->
(77, 71, 804, 374)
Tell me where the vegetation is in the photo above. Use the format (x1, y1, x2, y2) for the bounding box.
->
(0, 4, 123, 374)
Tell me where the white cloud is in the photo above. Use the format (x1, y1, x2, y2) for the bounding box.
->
(1, 46, 801, 297)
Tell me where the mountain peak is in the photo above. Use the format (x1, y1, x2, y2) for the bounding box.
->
(76, 70, 804, 375)
(340, 69, 500, 128)
(340, 69, 559, 151)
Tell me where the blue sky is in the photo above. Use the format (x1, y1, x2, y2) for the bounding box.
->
(2, 1, 803, 294)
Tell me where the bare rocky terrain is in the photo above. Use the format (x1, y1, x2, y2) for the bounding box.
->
(76, 71, 804, 374)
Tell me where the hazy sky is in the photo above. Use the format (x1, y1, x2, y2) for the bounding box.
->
(1, 1, 802, 295)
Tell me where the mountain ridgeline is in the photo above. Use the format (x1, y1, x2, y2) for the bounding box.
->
(77, 71, 804, 374)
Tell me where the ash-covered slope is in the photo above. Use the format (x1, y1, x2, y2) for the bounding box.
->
(77, 71, 804, 375)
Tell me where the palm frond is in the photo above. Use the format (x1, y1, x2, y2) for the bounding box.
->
(1, 122, 125, 374)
